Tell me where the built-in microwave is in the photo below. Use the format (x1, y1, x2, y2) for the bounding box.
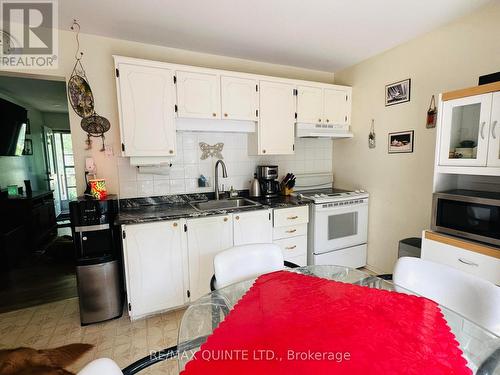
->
(431, 190, 500, 247)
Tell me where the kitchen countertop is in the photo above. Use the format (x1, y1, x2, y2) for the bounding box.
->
(116, 191, 310, 225)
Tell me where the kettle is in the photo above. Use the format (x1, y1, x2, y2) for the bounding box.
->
(249, 173, 261, 197)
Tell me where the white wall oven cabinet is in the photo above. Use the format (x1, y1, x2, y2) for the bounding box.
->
(114, 60, 177, 157)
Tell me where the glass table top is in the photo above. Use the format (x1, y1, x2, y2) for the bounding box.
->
(177, 265, 500, 374)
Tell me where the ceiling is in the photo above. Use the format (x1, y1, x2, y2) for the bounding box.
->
(0, 75, 68, 113)
(60, 0, 491, 72)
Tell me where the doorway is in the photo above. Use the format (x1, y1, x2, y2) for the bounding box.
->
(44, 129, 76, 218)
(0, 74, 77, 312)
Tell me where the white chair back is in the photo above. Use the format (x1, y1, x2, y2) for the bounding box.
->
(213, 243, 284, 289)
(77, 358, 123, 375)
(393, 257, 500, 335)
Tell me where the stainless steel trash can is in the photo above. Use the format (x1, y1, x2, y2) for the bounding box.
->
(76, 255, 122, 325)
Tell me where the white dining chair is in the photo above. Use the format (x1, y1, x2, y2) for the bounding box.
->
(393, 257, 500, 335)
(77, 358, 123, 375)
(211, 243, 299, 290)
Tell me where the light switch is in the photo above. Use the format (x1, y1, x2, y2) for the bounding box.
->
(85, 157, 96, 173)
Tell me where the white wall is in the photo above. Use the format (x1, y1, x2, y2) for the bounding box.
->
(1, 28, 334, 196)
(42, 112, 71, 131)
(118, 131, 333, 198)
(333, 2, 500, 273)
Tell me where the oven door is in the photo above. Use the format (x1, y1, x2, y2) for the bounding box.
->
(312, 199, 368, 254)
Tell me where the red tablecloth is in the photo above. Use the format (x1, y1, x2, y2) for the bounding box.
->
(181, 271, 470, 374)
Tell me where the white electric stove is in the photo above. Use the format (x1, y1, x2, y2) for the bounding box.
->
(292, 176, 369, 269)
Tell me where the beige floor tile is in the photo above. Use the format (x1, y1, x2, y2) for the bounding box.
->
(0, 298, 184, 374)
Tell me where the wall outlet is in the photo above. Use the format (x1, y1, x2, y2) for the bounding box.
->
(85, 157, 96, 173)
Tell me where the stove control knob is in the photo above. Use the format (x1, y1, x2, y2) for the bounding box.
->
(314, 194, 320, 198)
(359, 189, 365, 193)
(355, 190, 360, 193)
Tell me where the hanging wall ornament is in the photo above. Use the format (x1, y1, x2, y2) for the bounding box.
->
(68, 20, 111, 151)
(368, 119, 376, 149)
(426, 95, 437, 129)
(199, 142, 224, 160)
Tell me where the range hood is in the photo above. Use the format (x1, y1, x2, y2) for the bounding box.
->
(296, 123, 353, 139)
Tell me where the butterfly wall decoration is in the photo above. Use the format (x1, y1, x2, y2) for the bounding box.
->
(199, 142, 224, 160)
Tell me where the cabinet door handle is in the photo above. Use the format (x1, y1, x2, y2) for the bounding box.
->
(173, 222, 178, 227)
(169, 150, 174, 154)
(318, 118, 321, 123)
(287, 215, 298, 220)
(235, 216, 239, 220)
(212, 113, 217, 117)
(492, 120, 498, 139)
(480, 121, 486, 139)
(285, 245, 297, 250)
(326, 119, 330, 123)
(223, 217, 228, 222)
(458, 258, 478, 267)
(224, 113, 228, 117)
(286, 229, 297, 233)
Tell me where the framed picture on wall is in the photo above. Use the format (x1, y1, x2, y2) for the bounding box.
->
(385, 79, 411, 106)
(388, 130, 414, 154)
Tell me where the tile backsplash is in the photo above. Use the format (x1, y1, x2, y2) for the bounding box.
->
(117, 132, 333, 198)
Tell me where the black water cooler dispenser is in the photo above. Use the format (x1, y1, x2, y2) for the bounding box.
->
(70, 196, 123, 325)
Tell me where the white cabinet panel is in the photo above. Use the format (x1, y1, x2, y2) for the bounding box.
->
(233, 209, 272, 246)
(422, 234, 500, 285)
(122, 220, 188, 319)
(116, 63, 176, 156)
(176, 71, 220, 119)
(273, 223, 308, 240)
(297, 85, 323, 124)
(273, 206, 309, 227)
(186, 215, 233, 300)
(487, 92, 500, 167)
(221, 76, 258, 121)
(257, 80, 296, 155)
(323, 88, 351, 126)
(438, 93, 492, 167)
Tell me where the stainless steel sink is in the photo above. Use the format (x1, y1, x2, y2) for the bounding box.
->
(191, 198, 261, 211)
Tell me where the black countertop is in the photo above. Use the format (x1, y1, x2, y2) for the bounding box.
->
(116, 191, 310, 225)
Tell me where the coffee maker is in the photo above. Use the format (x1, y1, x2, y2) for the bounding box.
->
(257, 165, 280, 198)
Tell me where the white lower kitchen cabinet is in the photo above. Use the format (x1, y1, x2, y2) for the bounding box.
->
(422, 231, 500, 285)
(186, 215, 233, 300)
(122, 220, 189, 319)
(272, 206, 309, 266)
(233, 209, 272, 246)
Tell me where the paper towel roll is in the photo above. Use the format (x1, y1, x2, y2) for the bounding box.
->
(137, 164, 171, 175)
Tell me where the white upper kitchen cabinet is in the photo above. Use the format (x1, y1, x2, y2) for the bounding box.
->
(186, 215, 233, 300)
(115, 62, 176, 157)
(438, 93, 492, 167)
(296, 85, 324, 124)
(176, 71, 221, 119)
(233, 209, 272, 246)
(487, 92, 500, 167)
(122, 220, 188, 319)
(250, 80, 296, 155)
(221, 76, 258, 121)
(323, 88, 351, 126)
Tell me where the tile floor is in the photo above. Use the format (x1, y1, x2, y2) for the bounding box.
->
(0, 298, 184, 374)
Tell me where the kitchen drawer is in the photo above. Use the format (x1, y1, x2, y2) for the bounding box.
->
(273, 206, 309, 228)
(274, 235, 307, 260)
(422, 233, 500, 285)
(273, 223, 307, 240)
(286, 253, 307, 267)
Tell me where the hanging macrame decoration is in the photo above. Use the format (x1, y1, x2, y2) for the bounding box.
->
(67, 20, 110, 151)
